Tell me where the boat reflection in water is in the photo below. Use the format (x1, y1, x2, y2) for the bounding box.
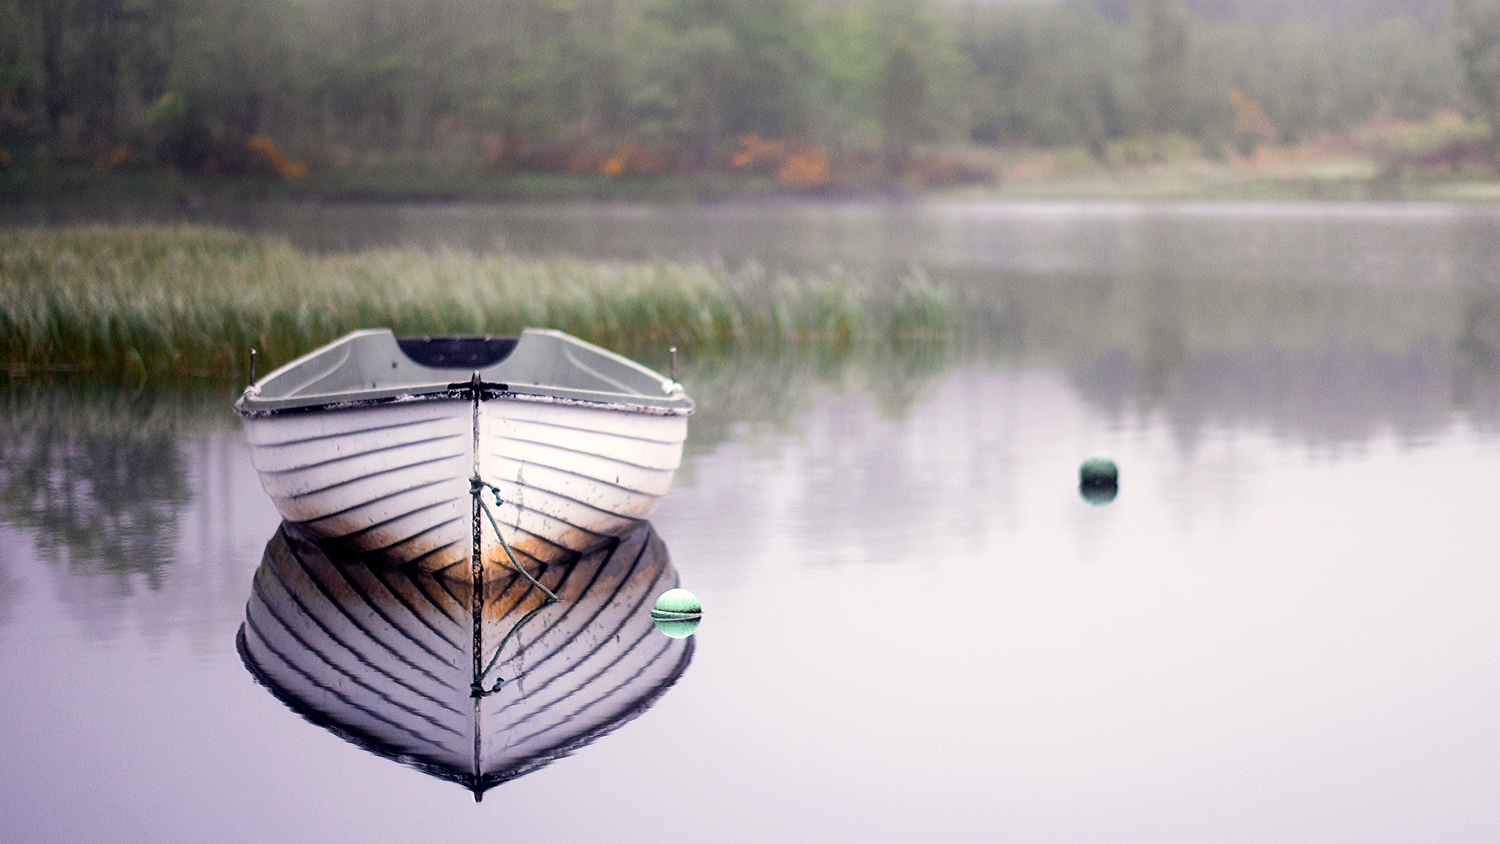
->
(237, 520, 693, 800)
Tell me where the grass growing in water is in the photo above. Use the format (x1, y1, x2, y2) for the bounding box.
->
(0, 225, 954, 380)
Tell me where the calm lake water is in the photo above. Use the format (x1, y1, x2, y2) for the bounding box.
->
(4, 201, 1500, 842)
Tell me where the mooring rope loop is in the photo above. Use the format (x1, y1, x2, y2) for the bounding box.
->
(469, 474, 560, 602)
(468, 472, 564, 696)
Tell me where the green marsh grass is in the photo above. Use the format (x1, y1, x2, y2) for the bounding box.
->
(0, 225, 955, 380)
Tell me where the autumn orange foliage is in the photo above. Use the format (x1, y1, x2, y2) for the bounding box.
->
(246, 135, 308, 180)
(91, 145, 131, 170)
(777, 147, 830, 188)
(731, 134, 785, 169)
(731, 135, 831, 188)
(480, 131, 995, 191)
(597, 141, 666, 177)
(1230, 89, 1275, 140)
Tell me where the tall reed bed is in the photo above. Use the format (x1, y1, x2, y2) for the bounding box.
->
(0, 226, 955, 380)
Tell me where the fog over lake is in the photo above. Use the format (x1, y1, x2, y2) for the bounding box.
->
(2, 200, 1499, 843)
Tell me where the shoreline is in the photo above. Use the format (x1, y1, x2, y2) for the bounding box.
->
(8, 153, 1500, 207)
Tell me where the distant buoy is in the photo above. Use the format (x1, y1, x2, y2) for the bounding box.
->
(652, 588, 701, 638)
(1079, 456, 1118, 506)
(1079, 456, 1118, 486)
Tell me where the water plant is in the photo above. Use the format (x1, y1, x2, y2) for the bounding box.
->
(0, 225, 957, 381)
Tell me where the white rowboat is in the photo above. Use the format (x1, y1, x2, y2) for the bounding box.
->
(236, 329, 692, 580)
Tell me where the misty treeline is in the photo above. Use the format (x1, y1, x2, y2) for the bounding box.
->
(0, 0, 1494, 178)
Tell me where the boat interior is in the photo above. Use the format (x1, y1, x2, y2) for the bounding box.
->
(240, 328, 691, 413)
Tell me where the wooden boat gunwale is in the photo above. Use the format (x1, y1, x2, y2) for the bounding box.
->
(234, 328, 694, 419)
(235, 383, 693, 420)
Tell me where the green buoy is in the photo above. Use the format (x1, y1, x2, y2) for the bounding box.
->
(652, 588, 701, 638)
(1079, 455, 1119, 506)
(1080, 456, 1118, 485)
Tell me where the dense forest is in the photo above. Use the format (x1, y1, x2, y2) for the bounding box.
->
(1093, 0, 1452, 27)
(0, 0, 1496, 188)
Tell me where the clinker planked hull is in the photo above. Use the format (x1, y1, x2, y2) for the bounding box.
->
(237, 329, 692, 580)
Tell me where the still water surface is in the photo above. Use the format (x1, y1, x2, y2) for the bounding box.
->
(3, 201, 1500, 842)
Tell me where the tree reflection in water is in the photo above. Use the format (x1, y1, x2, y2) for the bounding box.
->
(0, 380, 229, 587)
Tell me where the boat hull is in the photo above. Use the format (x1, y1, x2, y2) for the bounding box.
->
(242, 392, 687, 580)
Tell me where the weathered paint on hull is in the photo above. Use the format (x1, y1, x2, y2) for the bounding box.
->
(242, 394, 687, 580)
